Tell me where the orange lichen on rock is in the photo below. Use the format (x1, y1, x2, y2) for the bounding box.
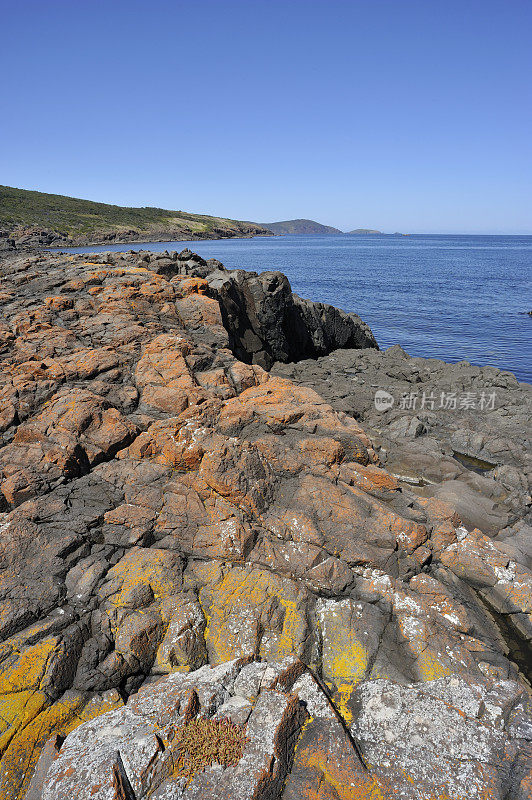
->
(339, 462, 400, 494)
(175, 277, 209, 297)
(0, 249, 529, 800)
(134, 333, 203, 413)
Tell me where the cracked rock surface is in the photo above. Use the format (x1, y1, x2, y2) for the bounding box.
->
(272, 347, 531, 535)
(0, 248, 529, 799)
(34, 659, 532, 800)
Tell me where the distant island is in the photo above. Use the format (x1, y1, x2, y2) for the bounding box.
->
(260, 219, 342, 235)
(0, 185, 269, 248)
(347, 228, 383, 234)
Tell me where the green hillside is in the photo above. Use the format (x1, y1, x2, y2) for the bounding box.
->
(0, 185, 268, 246)
(260, 219, 342, 235)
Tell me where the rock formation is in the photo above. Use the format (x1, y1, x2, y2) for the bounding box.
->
(0, 248, 529, 799)
(33, 658, 532, 800)
(205, 264, 378, 368)
(273, 347, 531, 541)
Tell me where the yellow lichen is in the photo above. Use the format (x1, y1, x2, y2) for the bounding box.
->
(334, 682, 356, 726)
(0, 636, 62, 756)
(0, 691, 49, 755)
(200, 568, 307, 665)
(329, 639, 369, 685)
(415, 650, 453, 682)
(104, 548, 181, 611)
(0, 637, 59, 696)
(0, 689, 124, 800)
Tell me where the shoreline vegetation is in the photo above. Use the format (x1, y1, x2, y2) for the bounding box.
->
(1, 186, 409, 249)
(0, 184, 270, 248)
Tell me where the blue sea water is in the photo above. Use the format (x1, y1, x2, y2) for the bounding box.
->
(57, 234, 532, 384)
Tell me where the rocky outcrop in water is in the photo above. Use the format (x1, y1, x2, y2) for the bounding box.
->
(206, 266, 378, 369)
(0, 248, 530, 799)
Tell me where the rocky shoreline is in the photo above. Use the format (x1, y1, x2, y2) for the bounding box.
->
(0, 247, 530, 799)
(0, 225, 270, 250)
(0, 185, 271, 250)
(273, 347, 531, 534)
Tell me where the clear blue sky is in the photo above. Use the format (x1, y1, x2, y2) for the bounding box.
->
(1, 0, 531, 233)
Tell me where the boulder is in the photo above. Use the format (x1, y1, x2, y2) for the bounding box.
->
(206, 268, 377, 368)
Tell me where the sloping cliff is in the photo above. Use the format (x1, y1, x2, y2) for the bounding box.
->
(0, 185, 269, 247)
(0, 248, 530, 800)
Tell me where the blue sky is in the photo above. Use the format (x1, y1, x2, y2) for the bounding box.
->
(1, 0, 531, 233)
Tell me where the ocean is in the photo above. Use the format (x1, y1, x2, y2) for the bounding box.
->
(57, 234, 532, 384)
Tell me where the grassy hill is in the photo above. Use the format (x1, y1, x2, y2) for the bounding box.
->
(0, 185, 268, 247)
(260, 219, 342, 235)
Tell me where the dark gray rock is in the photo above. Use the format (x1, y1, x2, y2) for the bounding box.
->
(206, 268, 378, 369)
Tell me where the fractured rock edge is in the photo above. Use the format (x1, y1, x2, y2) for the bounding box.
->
(32, 658, 532, 800)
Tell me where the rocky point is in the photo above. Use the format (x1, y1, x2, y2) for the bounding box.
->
(0, 247, 530, 800)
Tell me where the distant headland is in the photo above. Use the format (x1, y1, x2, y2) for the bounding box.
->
(260, 219, 342, 235)
(0, 185, 411, 248)
(262, 221, 407, 236)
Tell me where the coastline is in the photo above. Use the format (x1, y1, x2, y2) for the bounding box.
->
(1, 228, 272, 250)
(3, 237, 529, 383)
(36, 232, 531, 384)
(0, 245, 530, 799)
